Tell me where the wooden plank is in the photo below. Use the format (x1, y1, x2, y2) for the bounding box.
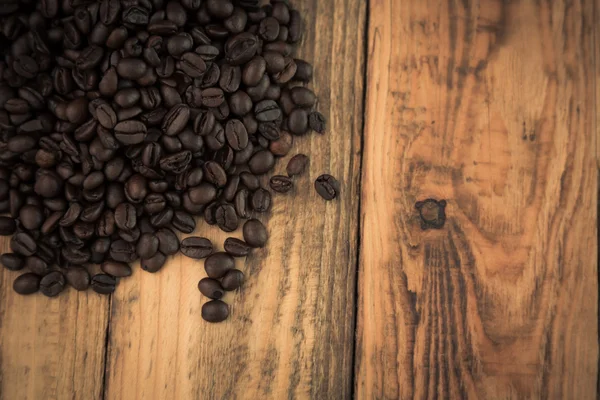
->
(356, 0, 598, 399)
(104, 1, 366, 399)
(0, 238, 109, 399)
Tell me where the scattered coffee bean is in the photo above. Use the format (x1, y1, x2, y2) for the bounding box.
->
(221, 269, 245, 291)
(287, 154, 309, 177)
(243, 219, 268, 248)
(224, 238, 253, 257)
(202, 300, 229, 323)
(1, 253, 24, 271)
(198, 278, 225, 300)
(204, 252, 235, 279)
(13, 273, 41, 295)
(270, 175, 293, 193)
(91, 273, 116, 294)
(315, 174, 340, 200)
(40, 271, 66, 297)
(181, 237, 213, 259)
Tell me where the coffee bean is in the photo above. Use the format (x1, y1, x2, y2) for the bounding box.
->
(40, 271, 66, 297)
(62, 246, 91, 265)
(91, 273, 116, 294)
(13, 273, 41, 295)
(66, 267, 91, 291)
(115, 202, 137, 230)
(198, 278, 224, 299)
(114, 120, 147, 145)
(215, 203, 239, 232)
(248, 150, 275, 175)
(150, 207, 174, 228)
(288, 108, 309, 135)
(234, 189, 250, 219)
(243, 219, 268, 248)
(26, 256, 52, 276)
(315, 174, 340, 200)
(10, 232, 37, 256)
(1, 253, 24, 271)
(225, 32, 259, 65)
(204, 252, 235, 278)
(162, 104, 190, 136)
(101, 261, 132, 277)
(188, 182, 218, 205)
(141, 251, 167, 273)
(250, 188, 271, 213)
(270, 175, 293, 193)
(287, 154, 309, 177)
(172, 210, 196, 233)
(269, 131, 293, 156)
(202, 299, 229, 322)
(117, 58, 148, 80)
(224, 238, 252, 257)
(309, 111, 327, 133)
(136, 232, 159, 259)
(219, 64, 241, 93)
(156, 228, 179, 255)
(110, 240, 137, 263)
(221, 269, 244, 291)
(180, 237, 213, 259)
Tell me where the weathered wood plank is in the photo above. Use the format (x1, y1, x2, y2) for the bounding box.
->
(104, 1, 366, 399)
(356, 0, 598, 398)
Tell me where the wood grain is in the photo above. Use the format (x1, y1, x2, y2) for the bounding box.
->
(0, 238, 109, 400)
(104, 1, 366, 399)
(356, 0, 598, 399)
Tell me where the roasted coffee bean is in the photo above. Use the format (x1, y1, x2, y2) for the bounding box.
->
(250, 188, 271, 213)
(140, 251, 167, 273)
(150, 207, 174, 227)
(13, 273, 41, 295)
(225, 32, 259, 65)
(204, 252, 235, 279)
(25, 256, 51, 276)
(101, 261, 132, 277)
(239, 172, 259, 191)
(110, 240, 137, 263)
(215, 204, 238, 232)
(248, 150, 275, 175)
(91, 273, 116, 294)
(224, 237, 252, 257)
(287, 154, 309, 177)
(40, 271, 66, 297)
(172, 210, 196, 233)
(269, 131, 293, 156)
(309, 111, 327, 133)
(315, 174, 340, 200)
(66, 267, 90, 291)
(270, 175, 293, 193)
(180, 237, 213, 259)
(156, 228, 179, 255)
(188, 182, 218, 205)
(162, 104, 190, 136)
(243, 218, 268, 248)
(202, 300, 229, 323)
(288, 108, 309, 135)
(62, 246, 91, 265)
(234, 189, 250, 219)
(114, 120, 147, 144)
(136, 232, 159, 258)
(198, 278, 224, 299)
(1, 253, 24, 271)
(10, 232, 37, 256)
(115, 202, 137, 230)
(219, 64, 241, 93)
(221, 269, 244, 291)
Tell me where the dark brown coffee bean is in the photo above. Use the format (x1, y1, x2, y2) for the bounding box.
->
(269, 131, 293, 156)
(1, 253, 24, 271)
(125, 174, 148, 203)
(172, 210, 196, 233)
(215, 204, 239, 232)
(114, 202, 137, 231)
(162, 104, 190, 136)
(76, 45, 104, 70)
(117, 58, 148, 80)
(101, 261, 132, 278)
(40, 271, 66, 297)
(286, 154, 309, 177)
(66, 267, 90, 291)
(140, 251, 167, 273)
(181, 237, 213, 259)
(110, 240, 137, 263)
(150, 207, 174, 228)
(224, 237, 252, 257)
(62, 246, 91, 265)
(204, 252, 235, 279)
(288, 108, 309, 135)
(10, 232, 37, 256)
(290, 87, 316, 108)
(219, 64, 241, 93)
(144, 193, 167, 215)
(201, 300, 229, 322)
(136, 232, 159, 259)
(315, 174, 340, 200)
(198, 278, 224, 299)
(114, 120, 147, 145)
(308, 111, 327, 133)
(25, 256, 51, 276)
(156, 228, 179, 255)
(13, 273, 41, 295)
(188, 182, 217, 205)
(234, 189, 250, 219)
(243, 218, 268, 248)
(178, 52, 207, 78)
(91, 273, 116, 294)
(248, 150, 275, 175)
(221, 269, 244, 291)
(225, 32, 259, 65)
(269, 175, 293, 193)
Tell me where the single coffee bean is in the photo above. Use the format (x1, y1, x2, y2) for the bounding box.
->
(288, 108, 309, 135)
(234, 189, 250, 219)
(215, 204, 239, 232)
(13, 273, 41, 295)
(180, 237, 213, 259)
(150, 207, 174, 228)
(156, 228, 179, 255)
(290, 87, 316, 108)
(202, 299, 229, 322)
(162, 104, 190, 136)
(222, 175, 240, 202)
(26, 255, 52, 276)
(287, 154, 309, 177)
(171, 210, 196, 233)
(66, 267, 91, 291)
(114, 120, 147, 145)
(243, 219, 268, 248)
(1, 253, 24, 271)
(117, 58, 148, 80)
(62, 246, 92, 265)
(114, 202, 137, 231)
(239, 172, 260, 191)
(315, 174, 340, 200)
(204, 252, 235, 278)
(269, 131, 293, 156)
(248, 150, 275, 175)
(40, 271, 66, 297)
(140, 251, 166, 273)
(225, 119, 248, 151)
(0, 216, 17, 235)
(250, 188, 271, 213)
(188, 182, 218, 205)
(101, 261, 132, 277)
(221, 269, 244, 291)
(203, 201, 218, 225)
(224, 238, 252, 257)
(91, 273, 116, 294)
(136, 232, 160, 259)
(110, 240, 137, 263)
(308, 111, 327, 133)
(269, 175, 293, 193)
(10, 232, 37, 256)
(198, 278, 224, 299)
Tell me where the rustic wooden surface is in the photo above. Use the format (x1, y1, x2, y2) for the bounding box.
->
(356, 0, 598, 399)
(1, 0, 599, 399)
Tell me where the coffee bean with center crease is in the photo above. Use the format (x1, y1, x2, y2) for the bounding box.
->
(156, 228, 179, 255)
(40, 271, 66, 297)
(115, 202, 137, 230)
(172, 210, 196, 233)
(10, 232, 37, 256)
(224, 237, 253, 257)
(180, 237, 213, 259)
(0, 216, 17, 235)
(66, 267, 90, 291)
(202, 300, 229, 323)
(215, 204, 238, 232)
(110, 240, 137, 263)
(13, 273, 41, 295)
(270, 175, 293, 193)
(114, 120, 147, 145)
(250, 188, 271, 213)
(91, 273, 116, 294)
(198, 278, 224, 299)
(137, 232, 159, 258)
(315, 174, 340, 200)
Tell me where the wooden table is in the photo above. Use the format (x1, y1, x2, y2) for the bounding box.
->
(0, 0, 597, 399)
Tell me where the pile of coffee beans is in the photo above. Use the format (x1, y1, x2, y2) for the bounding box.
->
(0, 0, 339, 323)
